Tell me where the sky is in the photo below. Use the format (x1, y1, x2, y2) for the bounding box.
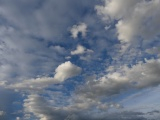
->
(0, 0, 160, 120)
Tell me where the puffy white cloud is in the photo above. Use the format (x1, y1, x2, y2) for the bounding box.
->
(71, 45, 86, 55)
(71, 44, 93, 55)
(96, 0, 160, 42)
(70, 23, 87, 39)
(54, 61, 82, 82)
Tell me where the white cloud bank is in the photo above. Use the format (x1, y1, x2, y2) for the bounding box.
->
(96, 0, 160, 42)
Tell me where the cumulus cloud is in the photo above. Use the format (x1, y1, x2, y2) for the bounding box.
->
(71, 44, 93, 55)
(54, 61, 82, 82)
(96, 0, 160, 42)
(8, 61, 82, 90)
(70, 23, 87, 39)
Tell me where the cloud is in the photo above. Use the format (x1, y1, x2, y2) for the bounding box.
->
(50, 45, 66, 55)
(70, 23, 87, 39)
(54, 61, 82, 82)
(0, 25, 61, 83)
(71, 44, 93, 55)
(0, 0, 95, 40)
(0, 0, 160, 119)
(0, 81, 7, 86)
(11, 57, 160, 120)
(71, 45, 86, 55)
(23, 94, 148, 120)
(77, 58, 160, 100)
(23, 94, 66, 120)
(0, 0, 98, 84)
(145, 46, 160, 57)
(8, 77, 56, 91)
(96, 0, 160, 42)
(8, 61, 82, 90)
(126, 58, 160, 88)
(0, 111, 5, 116)
(23, 94, 124, 120)
(16, 117, 20, 120)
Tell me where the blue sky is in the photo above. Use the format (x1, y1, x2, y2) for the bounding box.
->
(0, 0, 160, 120)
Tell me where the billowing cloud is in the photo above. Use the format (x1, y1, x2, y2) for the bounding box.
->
(70, 23, 87, 39)
(54, 61, 82, 82)
(96, 0, 160, 42)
